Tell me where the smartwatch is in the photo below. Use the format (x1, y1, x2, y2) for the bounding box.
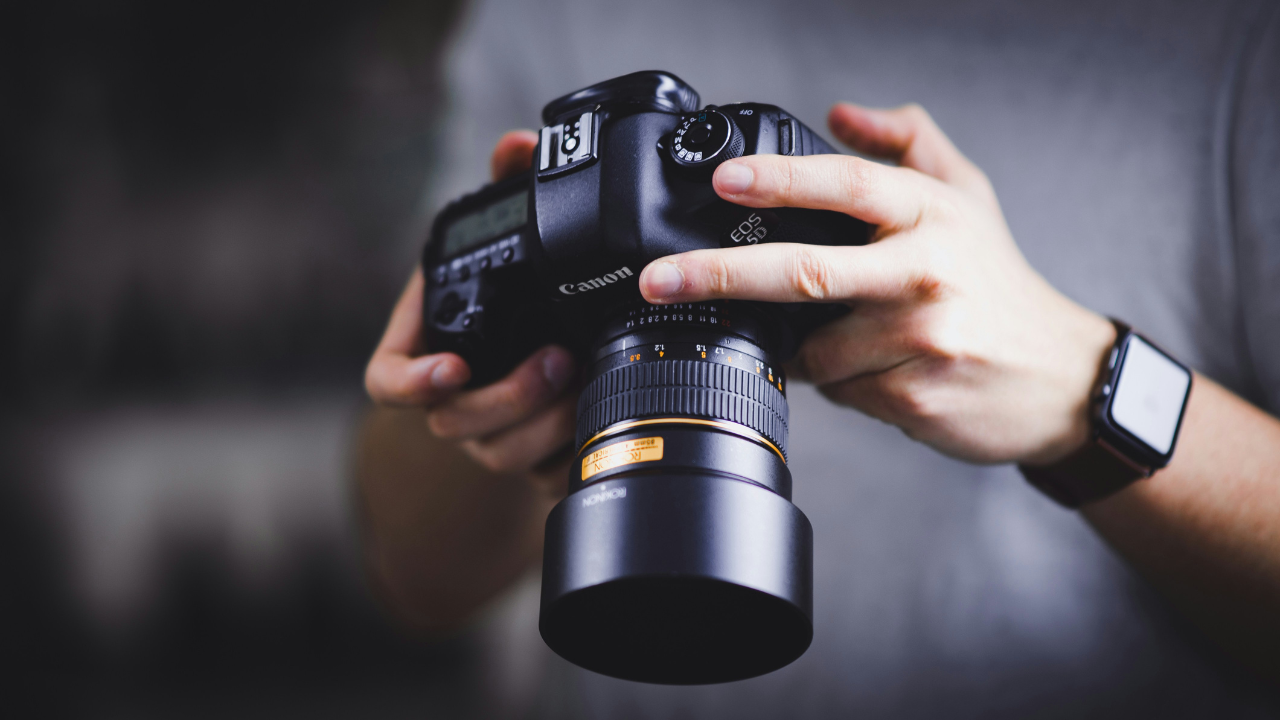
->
(1020, 320, 1193, 508)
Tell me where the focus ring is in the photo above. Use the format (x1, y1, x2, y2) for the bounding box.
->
(577, 360, 789, 457)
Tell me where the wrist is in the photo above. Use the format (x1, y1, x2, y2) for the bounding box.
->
(1023, 309, 1117, 465)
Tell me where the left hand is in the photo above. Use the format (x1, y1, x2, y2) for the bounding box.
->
(638, 102, 1115, 465)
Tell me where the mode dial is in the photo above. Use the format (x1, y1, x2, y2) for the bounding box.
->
(668, 108, 744, 174)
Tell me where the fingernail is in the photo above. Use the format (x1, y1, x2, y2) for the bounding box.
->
(430, 359, 467, 389)
(642, 261, 685, 300)
(542, 349, 575, 392)
(714, 162, 754, 194)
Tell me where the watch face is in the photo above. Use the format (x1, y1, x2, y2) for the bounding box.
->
(1109, 336, 1192, 456)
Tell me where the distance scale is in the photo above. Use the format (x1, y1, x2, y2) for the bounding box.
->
(598, 340, 786, 394)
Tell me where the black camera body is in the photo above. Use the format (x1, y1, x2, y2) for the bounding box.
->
(422, 71, 869, 684)
(423, 71, 865, 385)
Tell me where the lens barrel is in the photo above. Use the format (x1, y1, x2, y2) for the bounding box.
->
(539, 302, 813, 684)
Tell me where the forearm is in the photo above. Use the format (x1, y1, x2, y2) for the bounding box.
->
(355, 405, 554, 631)
(1082, 375, 1280, 680)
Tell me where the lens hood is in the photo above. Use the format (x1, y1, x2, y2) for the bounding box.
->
(539, 472, 813, 685)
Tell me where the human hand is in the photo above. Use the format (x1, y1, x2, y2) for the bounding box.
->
(637, 103, 1115, 465)
(365, 130, 577, 490)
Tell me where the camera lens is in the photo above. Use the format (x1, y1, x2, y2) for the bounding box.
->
(539, 301, 813, 685)
(576, 305, 790, 469)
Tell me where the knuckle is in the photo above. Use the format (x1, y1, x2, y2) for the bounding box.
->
(838, 159, 874, 200)
(815, 380, 851, 407)
(877, 374, 935, 421)
(967, 168, 999, 205)
(941, 187, 973, 219)
(897, 323, 930, 357)
(702, 253, 736, 296)
(472, 444, 521, 474)
(920, 187, 961, 223)
(365, 360, 419, 406)
(819, 375, 877, 414)
(425, 410, 463, 439)
(363, 363, 386, 402)
(927, 315, 967, 362)
(775, 158, 799, 201)
(491, 381, 526, 410)
(759, 157, 802, 205)
(790, 247, 837, 300)
(797, 343, 838, 384)
(793, 345, 820, 382)
(495, 372, 547, 414)
(910, 243, 951, 297)
(970, 165, 993, 189)
(899, 304, 962, 360)
(901, 103, 934, 129)
(888, 236, 949, 302)
(547, 400, 577, 436)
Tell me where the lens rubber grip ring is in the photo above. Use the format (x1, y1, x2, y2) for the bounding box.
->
(577, 360, 789, 457)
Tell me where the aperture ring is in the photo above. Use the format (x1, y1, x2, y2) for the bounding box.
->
(576, 360, 789, 457)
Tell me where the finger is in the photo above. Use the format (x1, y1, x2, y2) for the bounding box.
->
(712, 153, 934, 229)
(366, 351, 470, 407)
(639, 240, 937, 305)
(491, 130, 540, 181)
(815, 363, 939, 436)
(427, 346, 576, 439)
(527, 441, 576, 494)
(790, 307, 920, 385)
(816, 372, 912, 428)
(461, 395, 576, 474)
(376, 268, 427, 356)
(365, 269, 471, 405)
(828, 102, 988, 193)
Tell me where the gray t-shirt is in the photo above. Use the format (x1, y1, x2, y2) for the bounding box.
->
(431, 0, 1280, 716)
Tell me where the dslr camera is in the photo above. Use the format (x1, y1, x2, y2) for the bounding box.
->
(422, 71, 869, 684)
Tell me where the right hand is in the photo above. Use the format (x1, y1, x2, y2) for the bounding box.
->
(364, 130, 578, 492)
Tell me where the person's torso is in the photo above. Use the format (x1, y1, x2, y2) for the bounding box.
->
(436, 1, 1280, 716)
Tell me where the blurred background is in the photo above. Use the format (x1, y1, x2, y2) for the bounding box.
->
(6, 0, 1279, 717)
(4, 1, 474, 716)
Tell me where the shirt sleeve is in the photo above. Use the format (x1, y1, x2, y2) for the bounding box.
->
(1231, 4, 1280, 414)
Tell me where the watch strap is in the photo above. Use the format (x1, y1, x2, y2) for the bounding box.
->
(1019, 437, 1150, 508)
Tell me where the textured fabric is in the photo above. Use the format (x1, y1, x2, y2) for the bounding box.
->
(1234, 5, 1280, 414)
(432, 0, 1280, 716)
